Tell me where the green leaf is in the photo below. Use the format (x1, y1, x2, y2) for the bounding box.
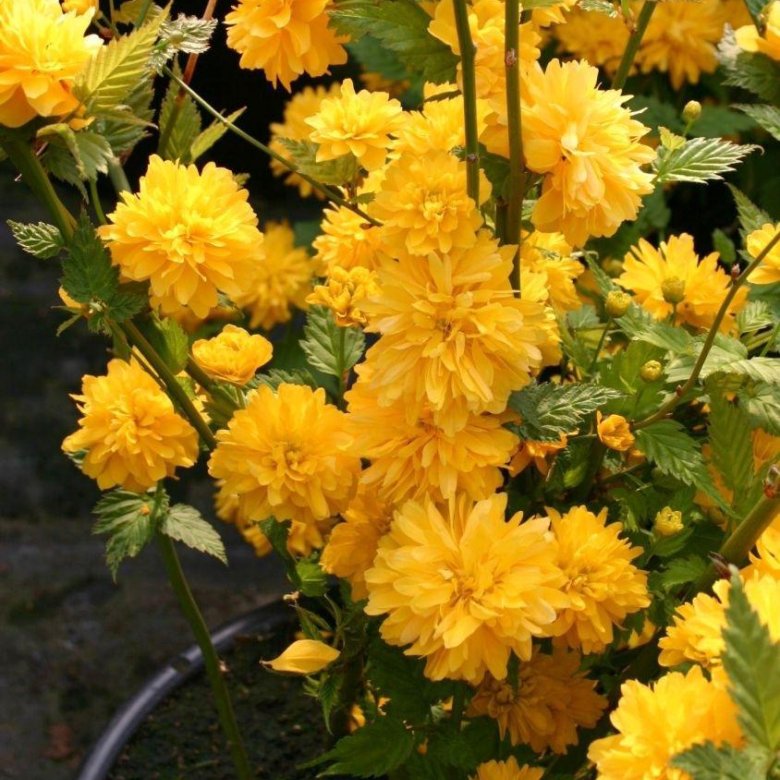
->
(737, 382, 780, 435)
(253, 368, 319, 391)
(301, 307, 365, 378)
(93, 489, 161, 578)
(7, 221, 64, 259)
(665, 336, 748, 384)
(39, 125, 114, 183)
(737, 301, 774, 336)
(735, 103, 780, 142)
(160, 504, 227, 563)
(426, 717, 500, 772)
(76, 13, 165, 113)
(61, 215, 119, 306)
(140, 314, 190, 374)
(97, 80, 155, 154)
(617, 306, 694, 353)
(578, 0, 619, 14)
(722, 48, 780, 104)
(689, 106, 756, 139)
(190, 107, 246, 162)
(279, 138, 359, 185)
(708, 395, 754, 512)
(158, 14, 217, 56)
(508, 383, 622, 441)
(347, 36, 408, 82)
(259, 517, 300, 584)
(654, 137, 758, 184)
(727, 184, 773, 238)
(311, 716, 416, 777)
(628, 96, 683, 134)
(712, 228, 737, 266)
(330, 0, 458, 84)
(158, 74, 202, 163)
(672, 741, 768, 780)
(722, 575, 780, 751)
(295, 559, 329, 597)
(655, 555, 708, 592)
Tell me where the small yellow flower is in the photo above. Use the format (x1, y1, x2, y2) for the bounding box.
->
(192, 324, 272, 385)
(519, 231, 583, 312)
(588, 666, 743, 780)
(225, 0, 348, 90)
(508, 435, 568, 477)
(99, 156, 262, 319)
(736, 0, 780, 60)
(640, 360, 663, 382)
(62, 359, 199, 492)
(745, 222, 780, 286)
(265, 639, 339, 674)
(0, 0, 102, 128)
(596, 411, 635, 452)
(471, 757, 544, 780)
(547, 505, 649, 653)
(306, 78, 404, 171)
(313, 203, 383, 273)
(469, 647, 606, 754)
(653, 507, 684, 537)
(306, 266, 380, 328)
(605, 290, 632, 319)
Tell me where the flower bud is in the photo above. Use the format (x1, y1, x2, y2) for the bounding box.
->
(682, 100, 702, 124)
(605, 290, 631, 318)
(661, 276, 686, 305)
(596, 411, 635, 452)
(640, 360, 663, 382)
(265, 639, 340, 674)
(654, 507, 683, 537)
(602, 258, 624, 278)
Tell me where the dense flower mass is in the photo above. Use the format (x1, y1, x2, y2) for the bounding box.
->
(364, 494, 567, 683)
(192, 325, 272, 385)
(62, 359, 199, 492)
(521, 59, 655, 246)
(208, 384, 361, 527)
(98, 156, 262, 318)
(588, 666, 743, 780)
(313, 202, 383, 273)
(225, 0, 347, 89)
(0, 0, 101, 128)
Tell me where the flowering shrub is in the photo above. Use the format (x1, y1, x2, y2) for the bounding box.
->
(3, 0, 780, 778)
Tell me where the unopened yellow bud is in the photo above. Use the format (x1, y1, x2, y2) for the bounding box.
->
(682, 100, 702, 124)
(596, 411, 635, 452)
(602, 258, 624, 278)
(654, 507, 684, 537)
(264, 639, 340, 674)
(605, 290, 632, 318)
(661, 276, 686, 305)
(640, 360, 663, 382)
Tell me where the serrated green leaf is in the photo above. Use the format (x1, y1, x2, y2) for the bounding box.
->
(665, 336, 748, 384)
(97, 80, 155, 154)
(617, 306, 694, 353)
(279, 138, 359, 185)
(39, 125, 113, 184)
(735, 103, 780, 142)
(508, 383, 623, 441)
(311, 716, 416, 777)
(190, 107, 245, 162)
(656, 555, 708, 592)
(722, 48, 780, 104)
(727, 184, 773, 238)
(738, 382, 780, 435)
(689, 106, 756, 139)
(654, 137, 758, 184)
(158, 74, 202, 162)
(300, 307, 365, 378)
(139, 314, 189, 373)
(426, 716, 500, 772)
(672, 741, 768, 780)
(347, 36, 408, 82)
(61, 215, 119, 305)
(160, 504, 227, 563)
(330, 0, 458, 84)
(295, 559, 329, 597)
(253, 368, 318, 391)
(158, 15, 217, 56)
(708, 395, 754, 513)
(737, 300, 774, 336)
(722, 575, 780, 751)
(7, 221, 63, 259)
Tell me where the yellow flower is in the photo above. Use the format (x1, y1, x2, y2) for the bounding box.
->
(306, 267, 380, 327)
(192, 324, 272, 385)
(637, 0, 726, 89)
(370, 150, 488, 256)
(98, 156, 262, 319)
(208, 384, 360, 527)
(745, 222, 780, 285)
(508, 434, 568, 477)
(469, 647, 606, 754)
(225, 0, 348, 90)
(313, 202, 383, 273)
(618, 234, 748, 331)
(364, 493, 567, 683)
(233, 221, 316, 330)
(748, 516, 780, 580)
(654, 507, 684, 537)
(306, 78, 404, 171)
(596, 411, 635, 453)
(472, 757, 544, 780)
(547, 505, 649, 653)
(269, 83, 341, 197)
(553, 6, 630, 76)
(531, 0, 576, 27)
(588, 666, 743, 780)
(320, 490, 393, 600)
(520, 231, 583, 312)
(62, 0, 99, 13)
(362, 231, 551, 435)
(522, 59, 655, 247)
(265, 639, 339, 674)
(345, 367, 519, 505)
(0, 0, 101, 128)
(62, 359, 199, 492)
(737, 0, 780, 59)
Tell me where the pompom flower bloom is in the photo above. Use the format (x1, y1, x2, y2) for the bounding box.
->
(0, 0, 102, 128)
(225, 0, 348, 90)
(547, 506, 649, 653)
(521, 59, 655, 247)
(745, 222, 780, 285)
(62, 359, 199, 492)
(588, 666, 743, 780)
(596, 412, 635, 452)
(98, 156, 262, 318)
(313, 202, 383, 273)
(618, 234, 748, 331)
(306, 267, 380, 328)
(364, 493, 567, 683)
(306, 78, 404, 171)
(192, 324, 272, 385)
(553, 6, 630, 76)
(472, 758, 543, 780)
(519, 231, 583, 312)
(208, 384, 360, 526)
(736, 0, 780, 61)
(469, 647, 606, 754)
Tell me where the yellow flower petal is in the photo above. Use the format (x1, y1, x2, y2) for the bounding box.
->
(265, 639, 340, 674)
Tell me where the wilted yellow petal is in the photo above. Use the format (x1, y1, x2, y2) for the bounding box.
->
(265, 639, 339, 674)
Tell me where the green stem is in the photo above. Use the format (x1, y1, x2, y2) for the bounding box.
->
(587, 318, 613, 375)
(504, 0, 523, 295)
(163, 68, 380, 227)
(635, 228, 780, 430)
(107, 157, 131, 196)
(612, 1, 657, 90)
(122, 320, 217, 450)
(1, 135, 76, 239)
(156, 532, 252, 780)
(452, 0, 480, 204)
(88, 178, 108, 226)
(185, 358, 242, 418)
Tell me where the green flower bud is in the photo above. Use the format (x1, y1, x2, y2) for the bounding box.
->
(602, 258, 624, 278)
(605, 290, 631, 318)
(683, 100, 702, 124)
(640, 360, 663, 382)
